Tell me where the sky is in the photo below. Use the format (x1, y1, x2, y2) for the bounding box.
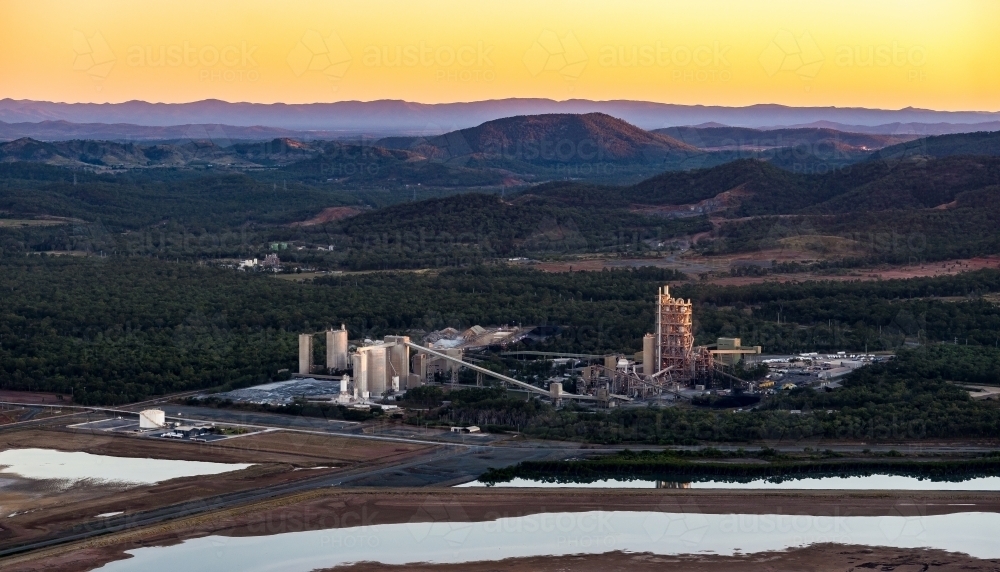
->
(1, 0, 998, 110)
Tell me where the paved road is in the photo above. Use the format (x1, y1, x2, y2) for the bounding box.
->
(7, 401, 1000, 455)
(0, 443, 472, 559)
(2, 400, 1000, 562)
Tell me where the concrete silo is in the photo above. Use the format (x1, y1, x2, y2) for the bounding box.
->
(351, 352, 368, 397)
(384, 335, 410, 389)
(298, 334, 313, 375)
(366, 346, 388, 396)
(642, 333, 655, 377)
(326, 325, 349, 371)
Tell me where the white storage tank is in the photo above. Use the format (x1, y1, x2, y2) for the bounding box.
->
(139, 409, 165, 429)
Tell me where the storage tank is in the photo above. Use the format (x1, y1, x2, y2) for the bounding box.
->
(351, 353, 368, 396)
(139, 409, 165, 429)
(298, 334, 313, 374)
(411, 353, 427, 382)
(604, 355, 617, 372)
(643, 333, 655, 377)
(384, 335, 410, 389)
(366, 346, 388, 396)
(327, 325, 349, 371)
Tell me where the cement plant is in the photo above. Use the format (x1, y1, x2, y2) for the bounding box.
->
(209, 284, 879, 410)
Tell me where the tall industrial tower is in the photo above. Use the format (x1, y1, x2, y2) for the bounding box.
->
(655, 285, 713, 382)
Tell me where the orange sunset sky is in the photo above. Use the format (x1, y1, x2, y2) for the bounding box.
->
(1, 0, 998, 110)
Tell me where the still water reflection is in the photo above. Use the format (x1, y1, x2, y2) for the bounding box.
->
(459, 475, 1000, 490)
(93, 511, 1000, 571)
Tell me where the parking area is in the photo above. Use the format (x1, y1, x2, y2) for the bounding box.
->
(69, 417, 234, 443)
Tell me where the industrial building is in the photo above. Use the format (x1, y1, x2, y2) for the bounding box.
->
(290, 284, 765, 405)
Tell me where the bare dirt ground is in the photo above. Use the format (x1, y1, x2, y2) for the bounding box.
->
(0, 219, 68, 228)
(0, 391, 71, 405)
(290, 206, 363, 226)
(329, 545, 1000, 572)
(7, 489, 1000, 572)
(1, 428, 425, 466)
(534, 253, 1000, 287)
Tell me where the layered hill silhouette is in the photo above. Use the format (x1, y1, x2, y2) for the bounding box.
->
(521, 153, 1000, 218)
(653, 126, 916, 152)
(0, 137, 320, 169)
(4, 97, 999, 133)
(3, 114, 999, 194)
(869, 131, 1000, 161)
(378, 113, 699, 166)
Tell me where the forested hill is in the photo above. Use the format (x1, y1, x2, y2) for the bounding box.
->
(0, 163, 356, 230)
(810, 155, 1000, 213)
(377, 112, 699, 165)
(870, 130, 1000, 161)
(652, 126, 916, 151)
(524, 154, 1000, 216)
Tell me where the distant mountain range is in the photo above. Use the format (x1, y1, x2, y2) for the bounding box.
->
(0, 137, 319, 169)
(5, 113, 1000, 186)
(2, 98, 1000, 135)
(651, 126, 917, 152)
(757, 120, 1000, 136)
(0, 120, 336, 142)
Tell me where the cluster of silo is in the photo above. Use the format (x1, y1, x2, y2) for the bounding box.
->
(349, 335, 416, 398)
(298, 325, 350, 375)
(297, 328, 421, 399)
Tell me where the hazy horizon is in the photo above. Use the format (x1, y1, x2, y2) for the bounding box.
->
(3, 0, 998, 111)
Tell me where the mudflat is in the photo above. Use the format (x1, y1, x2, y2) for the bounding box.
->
(6, 488, 1000, 572)
(326, 545, 1000, 572)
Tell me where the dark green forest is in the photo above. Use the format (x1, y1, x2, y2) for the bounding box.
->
(3, 256, 1000, 406)
(424, 346, 1000, 445)
(2, 149, 999, 269)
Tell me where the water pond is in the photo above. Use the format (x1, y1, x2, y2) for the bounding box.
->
(0, 448, 253, 488)
(92, 510, 1000, 571)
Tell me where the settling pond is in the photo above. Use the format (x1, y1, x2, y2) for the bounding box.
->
(92, 511, 1000, 571)
(0, 448, 253, 488)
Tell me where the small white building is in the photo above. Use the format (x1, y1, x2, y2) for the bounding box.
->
(450, 425, 481, 433)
